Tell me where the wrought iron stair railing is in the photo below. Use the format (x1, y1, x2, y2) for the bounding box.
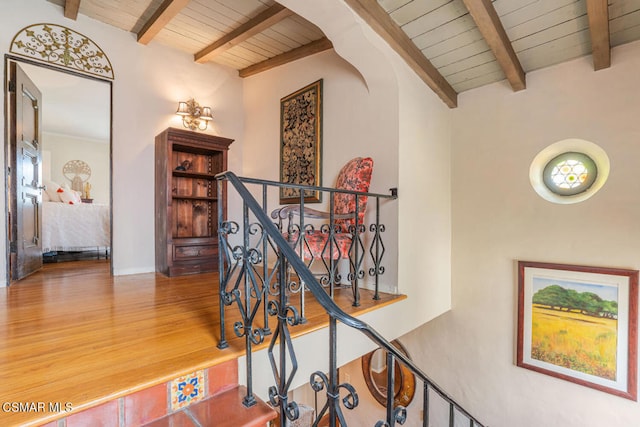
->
(216, 171, 486, 427)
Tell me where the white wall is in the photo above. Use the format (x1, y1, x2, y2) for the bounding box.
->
(394, 51, 454, 330)
(404, 40, 640, 427)
(0, 0, 244, 281)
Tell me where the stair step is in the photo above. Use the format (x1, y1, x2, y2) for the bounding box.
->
(143, 385, 277, 427)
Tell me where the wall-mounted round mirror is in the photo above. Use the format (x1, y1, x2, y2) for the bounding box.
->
(361, 340, 415, 407)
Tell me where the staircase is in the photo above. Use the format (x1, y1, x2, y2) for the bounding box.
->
(212, 172, 487, 427)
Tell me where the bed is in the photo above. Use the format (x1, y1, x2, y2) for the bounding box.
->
(41, 201, 110, 254)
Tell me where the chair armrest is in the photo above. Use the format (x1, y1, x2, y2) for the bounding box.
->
(270, 205, 355, 220)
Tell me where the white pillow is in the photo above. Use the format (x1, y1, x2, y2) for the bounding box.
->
(62, 184, 83, 204)
(58, 187, 82, 205)
(44, 180, 62, 202)
(42, 190, 50, 202)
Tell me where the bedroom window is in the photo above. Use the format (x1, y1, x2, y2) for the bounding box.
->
(530, 139, 609, 204)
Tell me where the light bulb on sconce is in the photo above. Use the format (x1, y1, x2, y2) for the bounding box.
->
(175, 98, 213, 131)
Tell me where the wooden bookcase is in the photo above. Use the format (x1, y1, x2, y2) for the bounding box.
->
(155, 127, 233, 276)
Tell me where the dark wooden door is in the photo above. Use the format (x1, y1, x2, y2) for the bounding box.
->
(9, 63, 44, 281)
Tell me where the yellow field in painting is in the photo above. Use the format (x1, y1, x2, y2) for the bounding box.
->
(531, 304, 617, 380)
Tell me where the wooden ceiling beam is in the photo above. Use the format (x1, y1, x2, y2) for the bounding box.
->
(137, 0, 191, 45)
(64, 0, 81, 20)
(195, 4, 293, 64)
(462, 0, 526, 91)
(239, 37, 333, 78)
(342, 0, 457, 108)
(586, 0, 611, 70)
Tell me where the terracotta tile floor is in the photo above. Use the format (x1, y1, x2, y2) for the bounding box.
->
(143, 386, 276, 427)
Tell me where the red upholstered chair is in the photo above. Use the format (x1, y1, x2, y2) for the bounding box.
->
(272, 157, 374, 266)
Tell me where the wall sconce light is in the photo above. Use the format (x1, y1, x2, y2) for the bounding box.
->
(175, 98, 213, 131)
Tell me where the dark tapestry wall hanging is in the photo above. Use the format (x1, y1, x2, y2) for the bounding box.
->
(279, 79, 323, 203)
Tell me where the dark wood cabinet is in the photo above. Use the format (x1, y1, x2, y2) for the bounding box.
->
(155, 127, 233, 276)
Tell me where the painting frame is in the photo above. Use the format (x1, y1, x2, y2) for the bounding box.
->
(517, 261, 638, 400)
(279, 79, 323, 204)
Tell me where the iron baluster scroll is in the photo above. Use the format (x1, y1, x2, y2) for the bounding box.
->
(310, 317, 360, 426)
(217, 199, 268, 407)
(216, 172, 485, 427)
(267, 253, 302, 423)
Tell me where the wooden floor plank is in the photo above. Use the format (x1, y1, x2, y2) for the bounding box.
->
(0, 260, 403, 426)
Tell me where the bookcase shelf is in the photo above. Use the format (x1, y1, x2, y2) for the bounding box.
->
(155, 127, 233, 277)
(172, 196, 218, 201)
(172, 170, 218, 180)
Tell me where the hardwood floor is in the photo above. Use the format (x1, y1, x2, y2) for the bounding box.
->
(0, 261, 403, 426)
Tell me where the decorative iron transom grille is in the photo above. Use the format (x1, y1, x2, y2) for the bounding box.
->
(10, 23, 114, 80)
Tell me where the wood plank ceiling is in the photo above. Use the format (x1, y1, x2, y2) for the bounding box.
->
(47, 0, 640, 108)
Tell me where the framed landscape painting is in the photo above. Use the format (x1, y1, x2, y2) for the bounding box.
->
(517, 261, 638, 400)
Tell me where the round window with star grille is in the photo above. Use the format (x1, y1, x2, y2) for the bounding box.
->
(530, 139, 609, 204)
(542, 152, 597, 196)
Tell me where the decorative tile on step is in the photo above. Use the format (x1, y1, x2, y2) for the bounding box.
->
(170, 370, 205, 411)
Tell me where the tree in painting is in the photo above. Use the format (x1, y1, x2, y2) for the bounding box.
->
(533, 285, 618, 318)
